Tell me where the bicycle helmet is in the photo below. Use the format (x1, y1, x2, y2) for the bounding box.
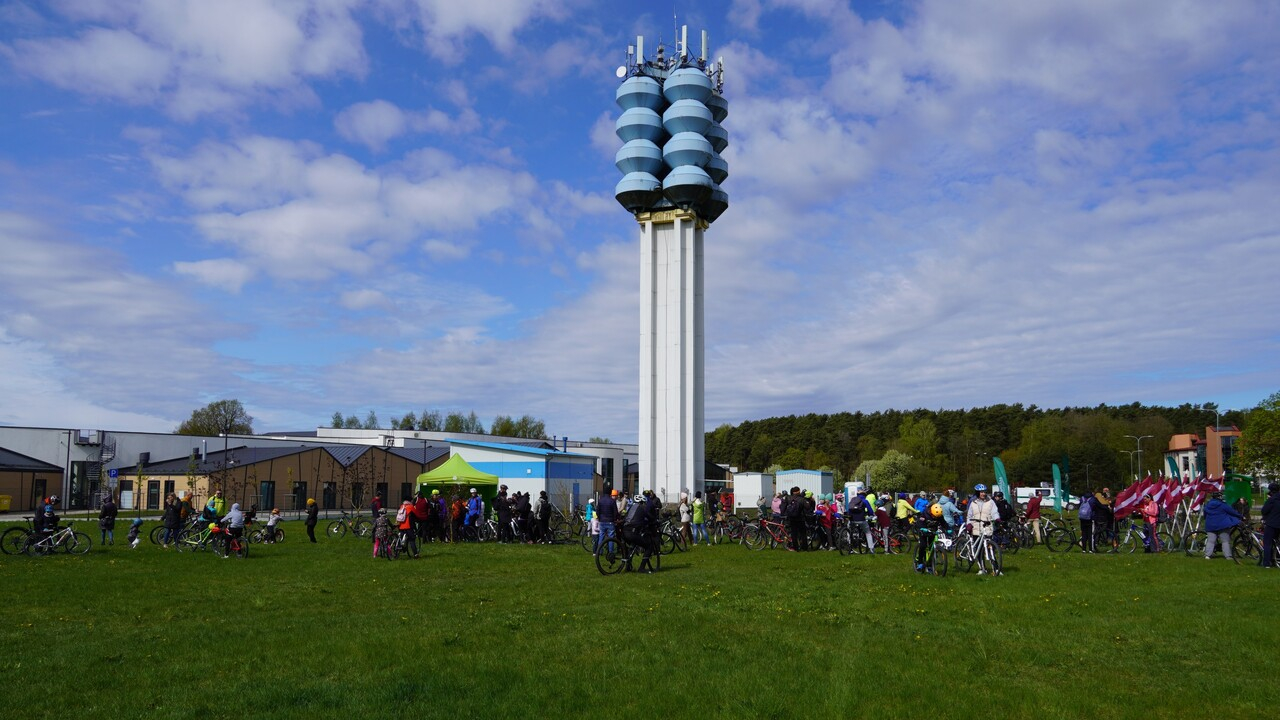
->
(633, 494, 645, 505)
(49, 495, 59, 503)
(208, 522, 219, 532)
(993, 491, 1004, 498)
(131, 518, 143, 527)
(974, 484, 987, 493)
(929, 503, 943, 518)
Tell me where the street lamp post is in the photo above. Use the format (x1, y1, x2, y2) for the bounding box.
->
(1121, 450, 1139, 482)
(1124, 434, 1153, 480)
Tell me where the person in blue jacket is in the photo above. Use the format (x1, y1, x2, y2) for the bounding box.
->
(937, 490, 963, 530)
(464, 488, 484, 532)
(1202, 492, 1242, 559)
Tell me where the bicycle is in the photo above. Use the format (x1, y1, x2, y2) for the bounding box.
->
(23, 521, 92, 556)
(174, 523, 219, 553)
(594, 532, 661, 575)
(742, 517, 791, 550)
(955, 521, 1002, 575)
(326, 510, 373, 539)
(915, 525, 950, 577)
(1, 516, 35, 555)
(249, 523, 285, 544)
(210, 525, 249, 559)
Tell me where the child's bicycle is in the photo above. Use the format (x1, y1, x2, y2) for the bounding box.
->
(209, 524, 249, 559)
(376, 532, 410, 560)
(249, 522, 285, 544)
(23, 521, 92, 556)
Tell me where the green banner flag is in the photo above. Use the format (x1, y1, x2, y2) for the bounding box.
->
(1166, 456, 1180, 480)
(993, 457, 1011, 500)
(1052, 464, 1063, 513)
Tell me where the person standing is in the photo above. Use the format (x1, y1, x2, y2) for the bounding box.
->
(874, 501, 892, 553)
(99, 492, 119, 545)
(846, 491, 874, 553)
(1025, 493, 1043, 544)
(966, 485, 1001, 575)
(678, 493, 692, 546)
(398, 498, 419, 558)
(495, 488, 513, 543)
(595, 489, 619, 553)
(1260, 482, 1280, 568)
(1094, 489, 1115, 551)
(305, 498, 319, 543)
(1140, 493, 1161, 553)
(370, 491, 383, 519)
(770, 492, 783, 520)
(161, 493, 181, 548)
(1202, 491, 1242, 560)
(785, 486, 806, 552)
(1078, 490, 1096, 553)
(691, 491, 709, 547)
(207, 489, 227, 521)
(413, 491, 430, 542)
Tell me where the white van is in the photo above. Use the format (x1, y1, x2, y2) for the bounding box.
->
(1014, 486, 1078, 510)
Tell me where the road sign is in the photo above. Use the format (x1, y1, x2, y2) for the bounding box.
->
(108, 468, 118, 479)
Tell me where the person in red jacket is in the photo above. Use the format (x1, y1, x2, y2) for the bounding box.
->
(816, 495, 836, 550)
(875, 503, 893, 553)
(412, 492, 430, 542)
(1025, 494, 1043, 543)
(398, 499, 419, 558)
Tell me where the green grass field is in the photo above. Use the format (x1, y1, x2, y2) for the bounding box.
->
(1, 520, 1275, 720)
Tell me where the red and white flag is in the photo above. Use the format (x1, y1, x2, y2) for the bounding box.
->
(1163, 478, 1183, 516)
(1114, 476, 1150, 519)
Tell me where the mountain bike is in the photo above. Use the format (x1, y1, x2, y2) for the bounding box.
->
(955, 522, 1002, 575)
(595, 532, 661, 575)
(326, 511, 373, 539)
(23, 521, 92, 556)
(742, 517, 791, 550)
(1, 517, 35, 555)
(174, 523, 218, 553)
(836, 520, 876, 555)
(915, 525, 949, 577)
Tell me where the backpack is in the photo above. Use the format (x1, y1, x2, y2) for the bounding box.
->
(1078, 499, 1093, 521)
(1157, 502, 1169, 523)
(395, 505, 408, 524)
(624, 500, 645, 528)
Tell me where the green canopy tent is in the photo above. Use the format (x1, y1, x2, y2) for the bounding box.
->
(415, 453, 499, 500)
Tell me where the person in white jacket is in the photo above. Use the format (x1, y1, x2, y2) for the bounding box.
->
(966, 485, 1002, 575)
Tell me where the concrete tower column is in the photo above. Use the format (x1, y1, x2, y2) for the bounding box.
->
(638, 208, 705, 502)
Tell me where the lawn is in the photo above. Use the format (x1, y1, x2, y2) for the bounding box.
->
(1, 520, 1275, 720)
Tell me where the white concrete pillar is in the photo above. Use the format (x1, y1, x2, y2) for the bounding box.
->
(638, 209, 705, 503)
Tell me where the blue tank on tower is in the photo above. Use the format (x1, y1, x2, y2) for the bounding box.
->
(614, 40, 728, 223)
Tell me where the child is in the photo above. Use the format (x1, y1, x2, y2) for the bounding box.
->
(127, 518, 144, 549)
(264, 508, 283, 543)
(373, 509, 392, 558)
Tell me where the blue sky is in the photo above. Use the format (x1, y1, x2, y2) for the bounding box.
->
(1, 0, 1278, 442)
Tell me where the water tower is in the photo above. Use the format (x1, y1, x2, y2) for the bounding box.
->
(614, 26, 728, 500)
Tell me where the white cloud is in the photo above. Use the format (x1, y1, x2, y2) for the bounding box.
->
(334, 99, 481, 151)
(0, 211, 253, 423)
(6, 0, 367, 118)
(339, 288, 391, 311)
(388, 0, 575, 57)
(173, 258, 255, 292)
(152, 135, 540, 282)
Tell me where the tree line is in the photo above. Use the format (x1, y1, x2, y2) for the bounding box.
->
(706, 402, 1250, 495)
(329, 409, 548, 439)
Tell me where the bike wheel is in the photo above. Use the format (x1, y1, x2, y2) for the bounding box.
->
(354, 519, 373, 538)
(931, 546, 948, 577)
(326, 521, 346, 538)
(1045, 527, 1075, 553)
(66, 531, 92, 555)
(991, 542, 1003, 574)
(954, 537, 975, 573)
(1232, 534, 1259, 560)
(233, 537, 249, 559)
(150, 525, 165, 545)
(887, 531, 907, 555)
(273, 528, 285, 543)
(1155, 529, 1175, 553)
(658, 532, 676, 556)
(1118, 533, 1139, 554)
(1, 527, 29, 555)
(1183, 531, 1208, 557)
(743, 526, 767, 551)
(1002, 535, 1020, 555)
(836, 530, 853, 556)
(580, 528, 596, 553)
(595, 538, 626, 575)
